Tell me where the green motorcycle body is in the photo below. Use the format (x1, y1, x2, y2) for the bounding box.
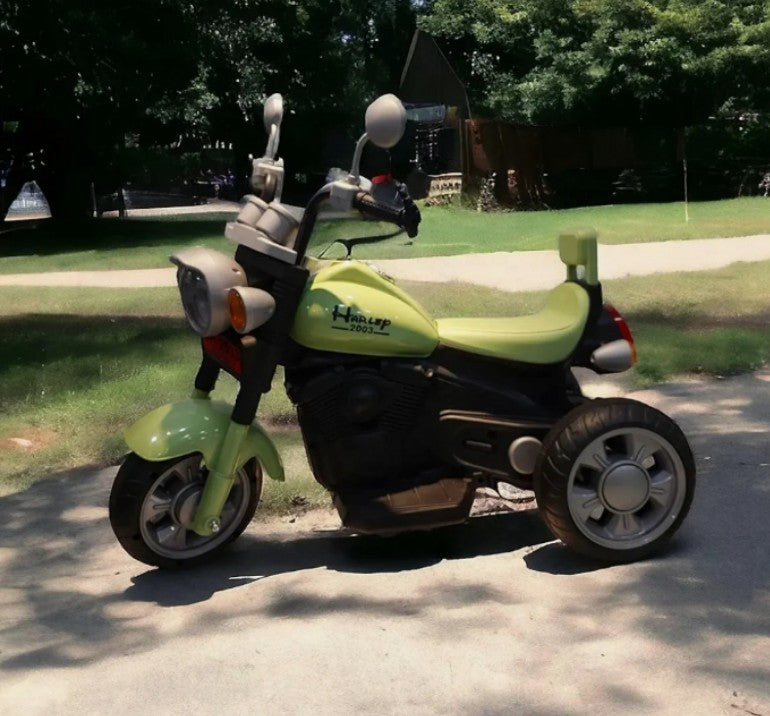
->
(124, 398, 284, 482)
(110, 91, 694, 569)
(290, 260, 438, 357)
(121, 231, 602, 527)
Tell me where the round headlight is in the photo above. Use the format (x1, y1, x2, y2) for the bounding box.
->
(177, 266, 212, 335)
(170, 247, 247, 336)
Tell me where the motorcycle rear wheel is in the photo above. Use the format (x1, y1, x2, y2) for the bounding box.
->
(109, 452, 261, 569)
(534, 398, 695, 563)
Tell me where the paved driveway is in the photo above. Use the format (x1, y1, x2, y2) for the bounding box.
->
(1, 372, 768, 715)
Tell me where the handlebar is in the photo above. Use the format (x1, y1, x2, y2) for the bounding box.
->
(352, 184, 421, 238)
(352, 192, 401, 224)
(292, 181, 421, 266)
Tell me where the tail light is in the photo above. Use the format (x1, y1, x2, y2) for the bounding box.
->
(603, 304, 637, 365)
(590, 303, 637, 373)
(584, 304, 637, 373)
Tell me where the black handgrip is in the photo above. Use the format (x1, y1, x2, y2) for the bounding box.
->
(397, 183, 421, 239)
(353, 191, 402, 223)
(353, 187, 421, 238)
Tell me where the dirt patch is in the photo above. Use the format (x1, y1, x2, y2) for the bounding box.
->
(0, 427, 58, 453)
(471, 486, 536, 515)
(263, 413, 299, 431)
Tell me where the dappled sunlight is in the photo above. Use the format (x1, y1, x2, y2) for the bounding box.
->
(519, 371, 770, 707)
(663, 401, 711, 415)
(716, 397, 751, 408)
(0, 463, 555, 673)
(0, 371, 768, 712)
(0, 548, 15, 570)
(59, 505, 105, 523)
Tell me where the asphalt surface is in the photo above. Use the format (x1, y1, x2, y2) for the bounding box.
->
(1, 371, 768, 715)
(1, 235, 769, 291)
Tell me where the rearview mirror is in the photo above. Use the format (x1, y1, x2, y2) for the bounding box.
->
(349, 94, 406, 181)
(263, 93, 284, 132)
(263, 93, 283, 161)
(365, 94, 406, 149)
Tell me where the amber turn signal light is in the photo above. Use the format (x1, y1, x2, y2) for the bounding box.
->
(227, 287, 277, 334)
(227, 289, 248, 333)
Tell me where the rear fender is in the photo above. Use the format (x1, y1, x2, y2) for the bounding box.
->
(124, 399, 285, 481)
(573, 304, 635, 373)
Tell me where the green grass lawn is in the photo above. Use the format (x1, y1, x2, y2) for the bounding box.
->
(2, 196, 769, 272)
(1, 260, 768, 504)
(380, 196, 770, 259)
(0, 213, 236, 273)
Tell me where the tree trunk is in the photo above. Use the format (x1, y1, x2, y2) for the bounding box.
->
(16, 116, 101, 224)
(36, 168, 94, 223)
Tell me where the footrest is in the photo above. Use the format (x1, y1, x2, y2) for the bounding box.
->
(334, 478, 475, 534)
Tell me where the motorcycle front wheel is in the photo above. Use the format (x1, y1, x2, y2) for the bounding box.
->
(109, 452, 261, 569)
(534, 398, 695, 563)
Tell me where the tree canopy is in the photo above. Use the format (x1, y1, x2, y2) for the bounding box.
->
(0, 0, 415, 216)
(418, 0, 770, 125)
(2, 0, 770, 218)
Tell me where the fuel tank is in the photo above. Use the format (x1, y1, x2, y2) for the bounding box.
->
(290, 261, 439, 357)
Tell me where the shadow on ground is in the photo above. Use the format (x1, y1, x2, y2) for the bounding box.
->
(0, 463, 554, 671)
(0, 372, 768, 706)
(124, 509, 555, 608)
(0, 315, 189, 415)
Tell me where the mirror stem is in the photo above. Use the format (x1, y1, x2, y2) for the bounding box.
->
(348, 133, 368, 184)
(265, 124, 280, 160)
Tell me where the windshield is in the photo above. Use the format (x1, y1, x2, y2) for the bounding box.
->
(305, 209, 411, 260)
(303, 178, 415, 260)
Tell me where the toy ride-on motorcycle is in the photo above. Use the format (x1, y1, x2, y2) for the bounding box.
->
(109, 94, 695, 568)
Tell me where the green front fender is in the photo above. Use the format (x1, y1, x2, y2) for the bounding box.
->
(124, 399, 285, 481)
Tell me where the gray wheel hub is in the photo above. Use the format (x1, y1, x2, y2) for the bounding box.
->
(599, 461, 650, 513)
(172, 483, 202, 528)
(565, 427, 687, 551)
(138, 455, 252, 560)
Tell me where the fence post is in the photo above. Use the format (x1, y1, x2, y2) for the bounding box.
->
(681, 127, 689, 223)
(90, 182, 98, 218)
(683, 158, 689, 223)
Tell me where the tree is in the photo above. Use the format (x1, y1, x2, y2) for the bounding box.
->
(1, 1, 203, 218)
(0, 0, 416, 220)
(418, 0, 770, 126)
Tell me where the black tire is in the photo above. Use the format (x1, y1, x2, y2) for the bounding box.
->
(109, 452, 261, 569)
(534, 398, 695, 563)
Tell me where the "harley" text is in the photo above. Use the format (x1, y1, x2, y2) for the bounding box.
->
(332, 304, 392, 334)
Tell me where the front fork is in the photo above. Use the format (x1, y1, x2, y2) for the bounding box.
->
(188, 338, 276, 537)
(190, 405, 251, 536)
(187, 249, 309, 537)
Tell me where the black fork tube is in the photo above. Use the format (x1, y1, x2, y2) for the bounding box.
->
(194, 355, 221, 394)
(292, 188, 331, 263)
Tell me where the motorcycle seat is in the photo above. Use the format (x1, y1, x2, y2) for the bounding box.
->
(435, 281, 590, 364)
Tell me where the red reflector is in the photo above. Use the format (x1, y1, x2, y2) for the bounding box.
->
(604, 304, 637, 364)
(372, 173, 393, 184)
(202, 335, 242, 375)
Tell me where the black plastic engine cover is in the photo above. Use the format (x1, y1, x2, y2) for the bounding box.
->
(285, 348, 579, 493)
(288, 363, 439, 491)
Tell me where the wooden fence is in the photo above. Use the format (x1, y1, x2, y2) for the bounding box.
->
(461, 120, 685, 207)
